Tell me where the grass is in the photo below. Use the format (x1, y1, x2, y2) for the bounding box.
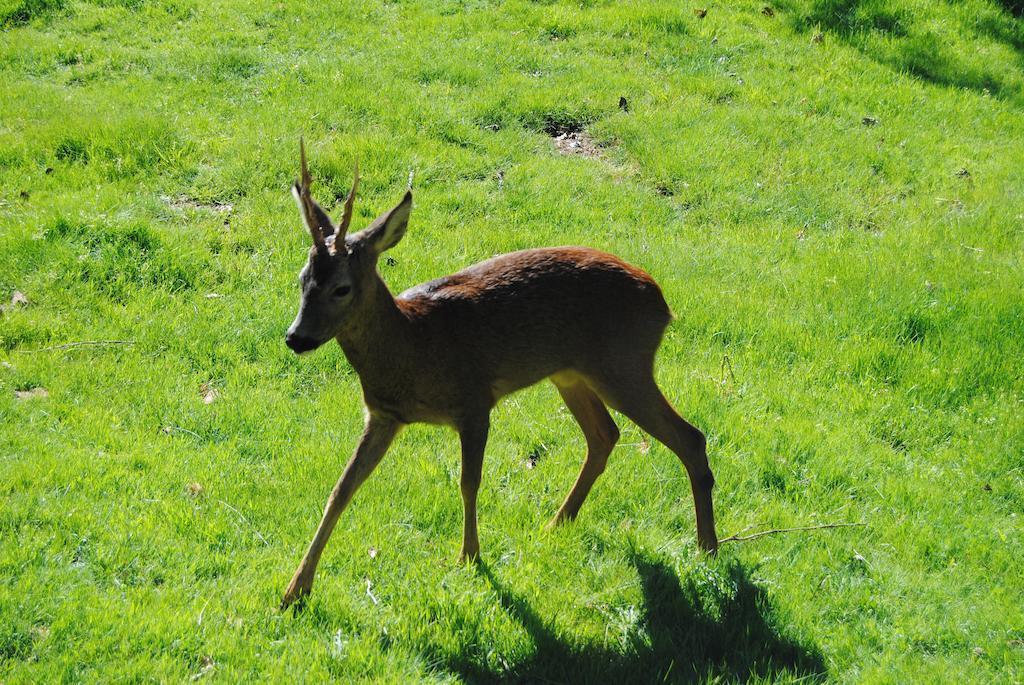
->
(1, 0, 1023, 681)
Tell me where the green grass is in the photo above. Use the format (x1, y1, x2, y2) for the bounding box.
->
(2, 0, 1023, 681)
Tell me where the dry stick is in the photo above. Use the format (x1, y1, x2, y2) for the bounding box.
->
(164, 425, 202, 440)
(31, 340, 136, 352)
(720, 353, 736, 386)
(719, 521, 866, 544)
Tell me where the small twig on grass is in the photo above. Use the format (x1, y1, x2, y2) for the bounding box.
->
(720, 353, 737, 393)
(218, 499, 269, 546)
(29, 340, 136, 352)
(720, 522, 866, 544)
(164, 425, 202, 440)
(197, 597, 211, 626)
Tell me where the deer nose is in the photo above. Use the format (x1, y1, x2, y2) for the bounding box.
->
(285, 332, 317, 354)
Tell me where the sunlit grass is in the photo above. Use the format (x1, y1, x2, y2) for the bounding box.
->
(1, 0, 1023, 681)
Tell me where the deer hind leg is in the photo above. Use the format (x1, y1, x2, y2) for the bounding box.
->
(548, 375, 620, 529)
(281, 414, 399, 610)
(457, 415, 490, 563)
(593, 373, 718, 553)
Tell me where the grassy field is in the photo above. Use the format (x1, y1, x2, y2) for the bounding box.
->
(2, 0, 1023, 681)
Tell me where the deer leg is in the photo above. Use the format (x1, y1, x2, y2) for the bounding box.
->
(595, 376, 718, 553)
(548, 377, 620, 529)
(457, 416, 490, 563)
(281, 414, 400, 609)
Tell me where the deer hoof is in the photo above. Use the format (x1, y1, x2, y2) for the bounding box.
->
(545, 512, 574, 531)
(698, 535, 719, 556)
(280, 577, 312, 611)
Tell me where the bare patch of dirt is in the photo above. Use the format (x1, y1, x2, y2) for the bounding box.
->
(550, 128, 603, 158)
(15, 387, 48, 400)
(162, 195, 233, 214)
(1, 290, 29, 316)
(200, 382, 218, 404)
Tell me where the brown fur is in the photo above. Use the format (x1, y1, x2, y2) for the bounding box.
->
(280, 150, 718, 610)
(341, 247, 671, 424)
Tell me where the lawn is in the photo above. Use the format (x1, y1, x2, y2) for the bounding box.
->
(1, 0, 1023, 681)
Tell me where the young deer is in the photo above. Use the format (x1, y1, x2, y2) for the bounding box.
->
(280, 141, 717, 609)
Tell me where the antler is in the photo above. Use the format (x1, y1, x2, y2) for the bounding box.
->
(337, 158, 359, 240)
(296, 137, 327, 253)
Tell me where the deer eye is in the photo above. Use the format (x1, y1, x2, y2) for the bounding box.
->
(333, 285, 351, 298)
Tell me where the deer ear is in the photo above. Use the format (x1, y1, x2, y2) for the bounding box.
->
(359, 190, 412, 254)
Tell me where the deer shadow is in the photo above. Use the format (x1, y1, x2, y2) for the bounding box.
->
(429, 554, 826, 684)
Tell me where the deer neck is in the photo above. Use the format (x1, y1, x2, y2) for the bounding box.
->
(335, 274, 414, 391)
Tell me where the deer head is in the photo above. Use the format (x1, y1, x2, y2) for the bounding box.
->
(285, 139, 412, 354)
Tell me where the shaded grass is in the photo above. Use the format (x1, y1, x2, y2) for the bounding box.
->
(0, 0, 66, 28)
(780, 0, 1024, 102)
(432, 558, 825, 683)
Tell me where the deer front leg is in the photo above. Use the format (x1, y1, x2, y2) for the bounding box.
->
(281, 413, 400, 610)
(457, 415, 489, 563)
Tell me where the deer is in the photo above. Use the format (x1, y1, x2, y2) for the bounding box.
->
(280, 140, 718, 609)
